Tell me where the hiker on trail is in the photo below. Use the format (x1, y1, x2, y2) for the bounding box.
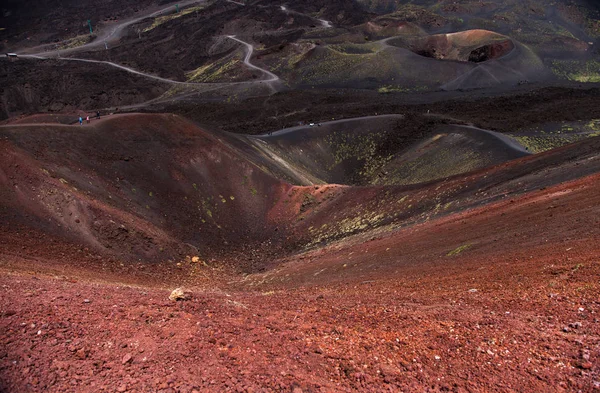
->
(79, 116, 83, 125)
(96, 111, 100, 119)
(86, 115, 90, 124)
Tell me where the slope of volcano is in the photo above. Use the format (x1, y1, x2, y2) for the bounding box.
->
(1, 112, 599, 273)
(2, 0, 600, 391)
(1, 113, 600, 392)
(4, 0, 599, 115)
(242, 117, 530, 186)
(0, 114, 292, 270)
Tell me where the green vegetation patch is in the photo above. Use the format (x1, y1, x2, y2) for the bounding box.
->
(379, 4, 446, 25)
(510, 135, 581, 153)
(329, 42, 379, 55)
(377, 85, 427, 94)
(186, 57, 241, 82)
(324, 130, 391, 181)
(143, 5, 205, 32)
(551, 60, 600, 83)
(295, 47, 371, 84)
(510, 120, 600, 153)
(57, 34, 95, 50)
(447, 244, 472, 257)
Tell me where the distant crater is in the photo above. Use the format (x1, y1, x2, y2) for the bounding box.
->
(406, 29, 515, 63)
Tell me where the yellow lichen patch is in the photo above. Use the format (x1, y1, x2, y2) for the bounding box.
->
(186, 58, 241, 82)
(551, 60, 600, 83)
(447, 244, 472, 257)
(57, 34, 94, 50)
(143, 6, 205, 33)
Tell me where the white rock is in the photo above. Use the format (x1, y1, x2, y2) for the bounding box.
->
(169, 287, 190, 301)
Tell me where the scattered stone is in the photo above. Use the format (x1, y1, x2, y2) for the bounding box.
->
(311, 345, 323, 354)
(191, 256, 200, 263)
(579, 362, 593, 370)
(83, 299, 90, 304)
(468, 289, 478, 293)
(563, 326, 571, 333)
(117, 384, 127, 392)
(569, 322, 583, 329)
(122, 353, 133, 364)
(582, 351, 591, 361)
(169, 287, 190, 301)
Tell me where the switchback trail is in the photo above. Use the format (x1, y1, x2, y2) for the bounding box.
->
(18, 0, 205, 58)
(225, 36, 280, 82)
(18, 35, 280, 89)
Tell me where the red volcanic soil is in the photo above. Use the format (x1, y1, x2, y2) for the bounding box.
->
(0, 114, 293, 268)
(2, 113, 80, 125)
(407, 30, 515, 63)
(1, 114, 600, 392)
(1, 172, 599, 392)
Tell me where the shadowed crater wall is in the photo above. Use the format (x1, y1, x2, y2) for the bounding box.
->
(405, 30, 515, 63)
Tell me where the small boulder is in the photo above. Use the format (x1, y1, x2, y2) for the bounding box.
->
(169, 287, 190, 301)
(122, 353, 133, 364)
(579, 361, 593, 370)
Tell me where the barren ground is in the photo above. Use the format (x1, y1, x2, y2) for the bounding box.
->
(2, 0, 600, 392)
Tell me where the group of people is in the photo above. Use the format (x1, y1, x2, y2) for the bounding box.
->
(78, 111, 101, 125)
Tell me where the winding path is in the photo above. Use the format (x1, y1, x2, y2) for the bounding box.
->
(19, 54, 195, 85)
(9, 0, 338, 93)
(253, 114, 531, 155)
(254, 114, 403, 138)
(18, 34, 279, 88)
(19, 0, 204, 58)
(7, 0, 343, 107)
(278, 5, 332, 28)
(225, 36, 279, 82)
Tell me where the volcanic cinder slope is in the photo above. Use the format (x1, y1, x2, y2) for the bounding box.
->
(1, 112, 600, 391)
(2, 0, 600, 392)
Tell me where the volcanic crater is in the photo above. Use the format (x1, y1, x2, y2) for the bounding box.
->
(2, 0, 600, 392)
(406, 29, 515, 63)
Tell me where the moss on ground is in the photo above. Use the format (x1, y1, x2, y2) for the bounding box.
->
(57, 34, 95, 50)
(510, 120, 600, 153)
(186, 58, 241, 82)
(143, 5, 205, 33)
(447, 244, 471, 257)
(378, 85, 427, 94)
(511, 135, 581, 153)
(551, 60, 600, 83)
(324, 130, 391, 181)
